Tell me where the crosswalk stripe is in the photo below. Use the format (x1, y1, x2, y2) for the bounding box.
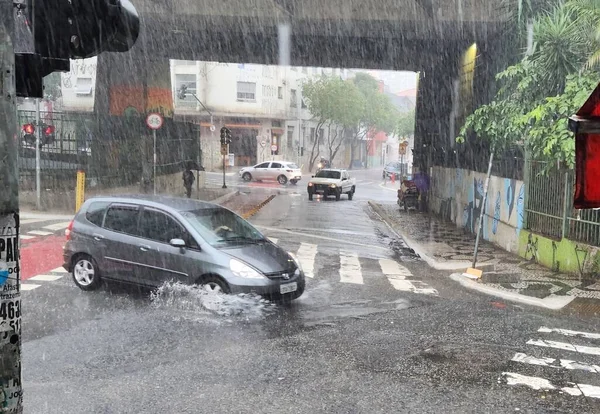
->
(378, 259, 438, 295)
(27, 230, 53, 236)
(28, 275, 63, 282)
(42, 221, 71, 231)
(19, 235, 35, 240)
(527, 338, 600, 356)
(511, 352, 600, 373)
(51, 267, 68, 273)
(268, 237, 278, 244)
(503, 372, 600, 398)
(339, 251, 363, 284)
(21, 218, 49, 224)
(296, 243, 317, 278)
(20, 284, 41, 291)
(538, 326, 600, 340)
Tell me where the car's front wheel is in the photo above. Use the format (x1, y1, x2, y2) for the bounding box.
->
(198, 275, 230, 294)
(335, 189, 341, 201)
(242, 172, 252, 182)
(72, 254, 102, 291)
(290, 179, 298, 185)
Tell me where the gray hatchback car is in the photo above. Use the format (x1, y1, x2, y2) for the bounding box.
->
(63, 195, 305, 300)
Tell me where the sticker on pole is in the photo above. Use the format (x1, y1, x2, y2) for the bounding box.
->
(146, 113, 163, 130)
(271, 144, 277, 152)
(0, 215, 18, 288)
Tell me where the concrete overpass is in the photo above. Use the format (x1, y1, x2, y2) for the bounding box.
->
(93, 0, 515, 170)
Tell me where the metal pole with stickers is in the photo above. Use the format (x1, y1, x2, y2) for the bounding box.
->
(0, 3, 23, 411)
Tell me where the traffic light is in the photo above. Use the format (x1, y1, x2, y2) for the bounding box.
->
(41, 124, 55, 146)
(22, 123, 36, 146)
(15, 0, 140, 98)
(220, 127, 228, 146)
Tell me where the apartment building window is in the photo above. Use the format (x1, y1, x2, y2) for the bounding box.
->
(301, 96, 307, 109)
(237, 82, 256, 102)
(319, 128, 324, 144)
(175, 74, 197, 106)
(287, 126, 294, 149)
(75, 77, 93, 95)
(278, 86, 283, 99)
(272, 120, 282, 128)
(290, 89, 297, 108)
(310, 127, 316, 142)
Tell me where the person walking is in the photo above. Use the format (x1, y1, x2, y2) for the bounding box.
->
(182, 164, 195, 198)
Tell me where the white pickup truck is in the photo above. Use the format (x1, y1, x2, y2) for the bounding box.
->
(307, 169, 356, 201)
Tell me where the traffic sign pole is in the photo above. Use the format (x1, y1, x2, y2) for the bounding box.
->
(146, 113, 163, 195)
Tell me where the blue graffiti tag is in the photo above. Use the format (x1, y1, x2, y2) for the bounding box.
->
(0, 262, 8, 285)
(493, 191, 501, 234)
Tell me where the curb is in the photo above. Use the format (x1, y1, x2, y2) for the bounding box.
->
(368, 201, 471, 271)
(242, 194, 276, 220)
(211, 190, 240, 206)
(449, 273, 576, 310)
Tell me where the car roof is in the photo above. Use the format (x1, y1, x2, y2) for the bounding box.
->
(318, 168, 345, 172)
(83, 194, 220, 212)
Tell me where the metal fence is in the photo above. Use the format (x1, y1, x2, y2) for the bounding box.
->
(17, 110, 200, 191)
(526, 160, 600, 247)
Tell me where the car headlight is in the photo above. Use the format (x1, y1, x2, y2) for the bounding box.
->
(229, 259, 265, 279)
(308, 182, 313, 186)
(288, 252, 302, 271)
(329, 184, 337, 188)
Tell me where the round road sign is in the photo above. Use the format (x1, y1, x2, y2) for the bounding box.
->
(271, 144, 278, 152)
(209, 125, 216, 132)
(260, 140, 267, 148)
(146, 113, 163, 130)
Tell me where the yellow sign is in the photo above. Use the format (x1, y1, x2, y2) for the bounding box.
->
(220, 144, 228, 155)
(399, 142, 408, 155)
(75, 170, 86, 212)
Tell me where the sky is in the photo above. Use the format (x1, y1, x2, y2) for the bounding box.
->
(367, 70, 418, 94)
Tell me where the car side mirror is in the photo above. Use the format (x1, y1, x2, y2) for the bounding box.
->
(170, 238, 186, 248)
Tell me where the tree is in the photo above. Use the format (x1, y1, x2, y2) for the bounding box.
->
(457, 0, 600, 171)
(302, 76, 363, 170)
(395, 109, 415, 139)
(347, 73, 398, 168)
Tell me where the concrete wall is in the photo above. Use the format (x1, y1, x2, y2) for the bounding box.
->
(429, 166, 525, 254)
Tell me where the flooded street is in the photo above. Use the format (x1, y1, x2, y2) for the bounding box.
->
(20, 172, 600, 413)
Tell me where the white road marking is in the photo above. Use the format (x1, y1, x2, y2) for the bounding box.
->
(503, 372, 600, 398)
(538, 326, 600, 340)
(27, 230, 53, 236)
(339, 251, 363, 284)
(28, 274, 63, 282)
(20, 284, 41, 291)
(20, 218, 51, 225)
(256, 226, 389, 251)
(19, 235, 35, 240)
(42, 221, 71, 231)
(378, 259, 438, 295)
(296, 243, 317, 278)
(268, 237, 278, 244)
(51, 267, 68, 273)
(511, 352, 600, 373)
(527, 339, 600, 356)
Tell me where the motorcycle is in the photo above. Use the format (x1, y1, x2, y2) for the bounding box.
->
(316, 159, 331, 174)
(397, 180, 420, 212)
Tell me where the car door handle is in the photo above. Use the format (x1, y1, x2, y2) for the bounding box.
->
(92, 233, 104, 241)
(139, 244, 152, 252)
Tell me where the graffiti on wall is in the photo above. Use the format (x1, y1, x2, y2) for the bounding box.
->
(492, 191, 501, 234)
(463, 178, 484, 233)
(516, 184, 525, 235)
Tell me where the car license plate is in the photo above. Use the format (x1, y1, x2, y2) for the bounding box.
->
(280, 282, 297, 294)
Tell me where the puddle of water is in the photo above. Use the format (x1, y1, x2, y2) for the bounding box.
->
(150, 282, 277, 321)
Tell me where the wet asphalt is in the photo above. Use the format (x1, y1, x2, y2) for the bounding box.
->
(21, 169, 600, 413)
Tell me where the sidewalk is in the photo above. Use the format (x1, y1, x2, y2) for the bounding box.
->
(370, 202, 600, 310)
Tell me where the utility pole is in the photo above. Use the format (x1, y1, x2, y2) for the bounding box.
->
(35, 97, 40, 209)
(1, 1, 23, 411)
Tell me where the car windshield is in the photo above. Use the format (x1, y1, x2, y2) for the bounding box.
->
(180, 208, 265, 246)
(315, 170, 340, 179)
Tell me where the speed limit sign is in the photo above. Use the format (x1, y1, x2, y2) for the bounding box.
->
(146, 113, 163, 130)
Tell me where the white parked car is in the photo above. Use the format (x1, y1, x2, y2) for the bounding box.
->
(307, 169, 356, 201)
(239, 161, 302, 185)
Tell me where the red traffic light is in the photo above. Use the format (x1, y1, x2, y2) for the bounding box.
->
(22, 123, 35, 135)
(43, 125, 55, 135)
